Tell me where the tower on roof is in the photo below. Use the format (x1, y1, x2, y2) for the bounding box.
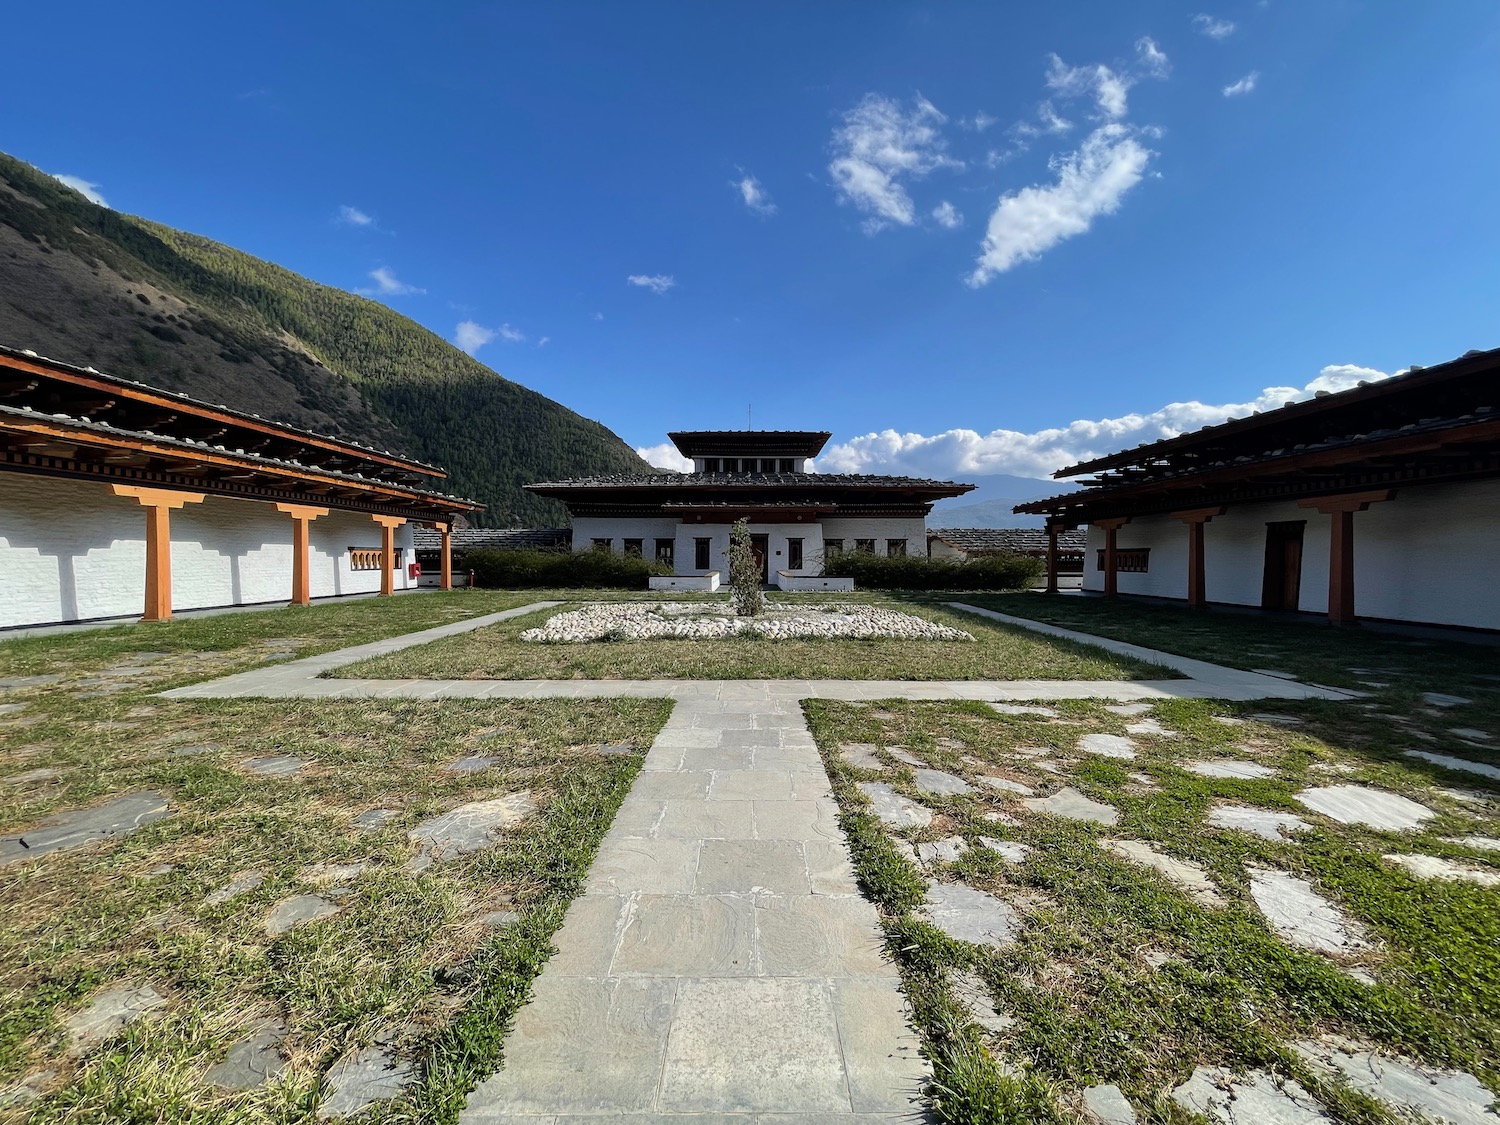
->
(668, 430, 831, 474)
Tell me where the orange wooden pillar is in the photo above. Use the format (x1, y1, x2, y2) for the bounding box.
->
(1093, 517, 1130, 597)
(275, 503, 329, 606)
(439, 524, 453, 591)
(1171, 506, 1226, 609)
(1298, 490, 1394, 626)
(111, 485, 206, 622)
(372, 515, 407, 596)
(1043, 520, 1073, 594)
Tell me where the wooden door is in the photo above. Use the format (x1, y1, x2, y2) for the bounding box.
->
(1261, 522, 1306, 611)
(750, 534, 770, 583)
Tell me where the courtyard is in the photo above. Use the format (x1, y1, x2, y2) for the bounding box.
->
(0, 590, 1496, 1124)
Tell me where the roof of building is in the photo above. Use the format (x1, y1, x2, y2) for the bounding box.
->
(668, 430, 832, 458)
(928, 527, 1087, 553)
(527, 471, 973, 493)
(1017, 345, 1500, 521)
(0, 343, 446, 480)
(411, 526, 569, 551)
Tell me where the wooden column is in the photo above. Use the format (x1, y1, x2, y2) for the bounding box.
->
(1171, 507, 1226, 609)
(1043, 520, 1076, 595)
(1297, 490, 1395, 626)
(1093, 518, 1130, 597)
(371, 515, 407, 596)
(111, 485, 206, 622)
(275, 503, 329, 606)
(439, 524, 453, 591)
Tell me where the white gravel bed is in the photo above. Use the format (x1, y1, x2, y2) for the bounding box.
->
(519, 601, 974, 643)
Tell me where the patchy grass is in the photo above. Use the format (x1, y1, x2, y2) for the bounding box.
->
(339, 594, 1162, 682)
(0, 599, 670, 1123)
(807, 648, 1499, 1122)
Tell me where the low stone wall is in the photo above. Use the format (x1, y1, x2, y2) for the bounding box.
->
(775, 572, 855, 592)
(649, 572, 721, 592)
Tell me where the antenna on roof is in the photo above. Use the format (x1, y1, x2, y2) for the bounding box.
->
(748, 403, 753, 430)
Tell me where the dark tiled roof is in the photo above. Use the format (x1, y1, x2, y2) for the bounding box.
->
(0, 343, 446, 474)
(528, 472, 973, 491)
(928, 527, 1086, 554)
(0, 402, 481, 509)
(411, 527, 570, 551)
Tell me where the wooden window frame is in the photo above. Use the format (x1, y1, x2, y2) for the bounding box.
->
(886, 538, 907, 557)
(694, 537, 712, 570)
(1096, 547, 1150, 573)
(623, 538, 643, 558)
(787, 537, 804, 570)
(854, 538, 875, 555)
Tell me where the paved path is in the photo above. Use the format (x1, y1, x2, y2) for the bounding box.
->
(156, 601, 1352, 1120)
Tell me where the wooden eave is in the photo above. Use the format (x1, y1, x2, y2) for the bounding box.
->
(0, 410, 482, 516)
(0, 348, 446, 479)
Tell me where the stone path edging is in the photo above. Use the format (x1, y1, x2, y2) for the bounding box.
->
(149, 598, 1355, 1120)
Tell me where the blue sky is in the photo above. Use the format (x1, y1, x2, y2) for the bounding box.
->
(7, 2, 1499, 482)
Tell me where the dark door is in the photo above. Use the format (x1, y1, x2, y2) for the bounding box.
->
(750, 534, 770, 583)
(1261, 521, 1306, 611)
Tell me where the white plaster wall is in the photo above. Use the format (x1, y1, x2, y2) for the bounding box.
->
(0, 476, 416, 629)
(1080, 484, 1500, 629)
(928, 538, 964, 560)
(819, 517, 927, 566)
(570, 517, 680, 557)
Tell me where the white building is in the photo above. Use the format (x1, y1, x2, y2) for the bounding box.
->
(1017, 346, 1500, 631)
(527, 430, 973, 588)
(0, 345, 481, 630)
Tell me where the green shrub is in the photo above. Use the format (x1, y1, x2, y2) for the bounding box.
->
(458, 548, 671, 589)
(822, 551, 1042, 591)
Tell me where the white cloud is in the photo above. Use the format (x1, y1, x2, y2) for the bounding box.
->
(1192, 13, 1237, 40)
(337, 204, 373, 226)
(969, 111, 999, 132)
(499, 323, 526, 343)
(51, 174, 108, 207)
(453, 321, 496, 356)
(1046, 55, 1134, 120)
(1036, 100, 1074, 135)
(536, 336, 550, 348)
(1223, 71, 1260, 97)
(592, 312, 605, 321)
(357, 266, 424, 296)
(627, 274, 676, 295)
(635, 442, 694, 473)
(734, 172, 777, 215)
(819, 365, 1398, 480)
(1135, 37, 1171, 78)
(932, 201, 963, 229)
(827, 93, 961, 232)
(968, 124, 1153, 285)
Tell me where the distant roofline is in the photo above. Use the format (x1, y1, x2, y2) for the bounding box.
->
(0, 343, 448, 478)
(668, 430, 832, 458)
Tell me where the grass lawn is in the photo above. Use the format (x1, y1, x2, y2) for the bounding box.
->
(0, 596, 671, 1123)
(807, 601, 1500, 1125)
(339, 593, 1163, 682)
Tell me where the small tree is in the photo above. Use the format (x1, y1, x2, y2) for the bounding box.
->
(727, 519, 764, 616)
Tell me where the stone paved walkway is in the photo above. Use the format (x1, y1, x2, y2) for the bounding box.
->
(155, 601, 1353, 1120)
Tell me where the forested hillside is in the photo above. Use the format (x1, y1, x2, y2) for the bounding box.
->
(0, 152, 649, 524)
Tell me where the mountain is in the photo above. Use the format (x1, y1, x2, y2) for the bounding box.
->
(928, 474, 1077, 529)
(0, 152, 650, 525)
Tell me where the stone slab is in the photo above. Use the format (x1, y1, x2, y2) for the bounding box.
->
(1171, 1067, 1333, 1125)
(1022, 787, 1118, 826)
(696, 840, 810, 895)
(1083, 1084, 1138, 1125)
(1404, 750, 1500, 783)
(318, 1047, 414, 1118)
(951, 970, 1014, 1035)
(1103, 840, 1224, 907)
(922, 883, 1019, 947)
(1248, 868, 1368, 955)
(1293, 1040, 1500, 1125)
(65, 982, 167, 1050)
(839, 743, 883, 769)
(1206, 804, 1310, 841)
(204, 1022, 288, 1091)
(1, 791, 172, 866)
(206, 871, 265, 906)
(978, 776, 1034, 796)
(914, 837, 968, 866)
(1079, 733, 1136, 760)
(1188, 760, 1278, 780)
(242, 755, 306, 777)
(1296, 785, 1435, 831)
(977, 837, 1031, 864)
(265, 894, 340, 937)
(913, 768, 972, 797)
(857, 782, 933, 829)
(409, 792, 537, 860)
(1382, 853, 1500, 887)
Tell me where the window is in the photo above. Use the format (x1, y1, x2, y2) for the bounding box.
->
(695, 537, 712, 569)
(855, 538, 875, 554)
(655, 539, 675, 567)
(703, 458, 720, 473)
(350, 548, 402, 571)
(886, 539, 907, 557)
(824, 538, 843, 557)
(787, 538, 804, 569)
(722, 458, 739, 473)
(623, 538, 643, 558)
(780, 458, 795, 473)
(1096, 548, 1150, 573)
(591, 537, 612, 552)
